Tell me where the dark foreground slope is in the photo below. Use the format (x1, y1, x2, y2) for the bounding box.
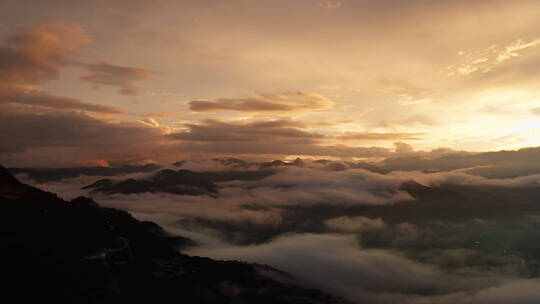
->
(0, 165, 346, 304)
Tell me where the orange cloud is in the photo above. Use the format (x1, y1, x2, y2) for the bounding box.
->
(0, 22, 126, 114)
(0, 85, 124, 114)
(81, 63, 158, 95)
(0, 21, 90, 85)
(189, 91, 333, 113)
(337, 132, 424, 141)
(168, 119, 394, 159)
(0, 105, 165, 167)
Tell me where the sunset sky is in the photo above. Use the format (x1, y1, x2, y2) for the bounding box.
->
(2, 0, 540, 166)
(7, 2, 540, 303)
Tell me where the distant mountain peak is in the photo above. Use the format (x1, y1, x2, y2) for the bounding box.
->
(291, 157, 305, 167)
(81, 178, 114, 190)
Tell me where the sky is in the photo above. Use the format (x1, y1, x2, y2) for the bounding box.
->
(7, 2, 540, 302)
(2, 0, 540, 167)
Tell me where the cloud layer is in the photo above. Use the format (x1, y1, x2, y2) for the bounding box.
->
(187, 233, 539, 304)
(189, 91, 332, 113)
(81, 62, 157, 95)
(0, 107, 167, 166)
(0, 21, 89, 85)
(24, 157, 540, 303)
